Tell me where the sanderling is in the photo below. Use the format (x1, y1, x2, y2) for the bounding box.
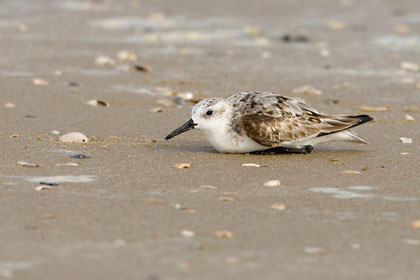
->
(165, 91, 373, 154)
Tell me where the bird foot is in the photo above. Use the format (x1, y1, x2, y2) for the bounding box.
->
(251, 145, 313, 155)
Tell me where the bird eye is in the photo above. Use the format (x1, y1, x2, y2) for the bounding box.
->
(206, 110, 213, 116)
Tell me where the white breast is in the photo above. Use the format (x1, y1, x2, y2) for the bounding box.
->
(202, 129, 267, 153)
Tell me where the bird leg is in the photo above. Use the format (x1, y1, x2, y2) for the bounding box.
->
(251, 145, 313, 155)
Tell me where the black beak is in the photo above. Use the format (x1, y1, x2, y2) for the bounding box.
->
(165, 119, 197, 140)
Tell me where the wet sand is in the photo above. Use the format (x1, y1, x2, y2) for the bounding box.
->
(1, 0, 420, 279)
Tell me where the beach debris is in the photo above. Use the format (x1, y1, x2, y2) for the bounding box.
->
(271, 202, 286, 210)
(400, 152, 410, 155)
(219, 197, 234, 202)
(117, 63, 150, 72)
(400, 137, 412, 144)
(341, 170, 362, 175)
(401, 61, 419, 72)
(241, 163, 260, 167)
(4, 102, 15, 108)
(404, 115, 415, 122)
(214, 231, 233, 239)
(59, 132, 88, 143)
(10, 134, 19, 138)
(24, 175, 97, 184)
(412, 220, 420, 228)
(49, 130, 60, 135)
(174, 203, 195, 213)
(17, 161, 40, 168)
(116, 50, 137, 62)
(86, 99, 109, 107)
(326, 19, 348, 30)
(53, 70, 63, 76)
(199, 185, 218, 189)
(320, 49, 330, 57)
(71, 154, 90, 159)
(360, 105, 388, 112)
(40, 181, 60, 186)
(350, 243, 361, 250)
(95, 55, 116, 66)
(181, 229, 195, 237)
(261, 51, 271, 59)
(35, 185, 52, 191)
(394, 24, 411, 34)
(304, 247, 327, 255)
(175, 163, 190, 169)
(403, 239, 419, 245)
(177, 92, 194, 101)
(293, 85, 323, 96)
(55, 162, 79, 167)
(263, 180, 281, 187)
(33, 78, 49, 85)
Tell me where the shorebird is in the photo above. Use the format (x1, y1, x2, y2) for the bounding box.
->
(165, 91, 373, 154)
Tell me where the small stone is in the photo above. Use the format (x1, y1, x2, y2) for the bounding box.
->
(214, 231, 233, 239)
(59, 132, 88, 143)
(177, 92, 194, 101)
(95, 55, 116, 66)
(116, 50, 138, 62)
(33, 78, 49, 85)
(263, 180, 281, 187)
(271, 202, 286, 210)
(181, 229, 195, 237)
(175, 163, 190, 169)
(401, 61, 419, 72)
(241, 163, 260, 167)
(400, 137, 412, 144)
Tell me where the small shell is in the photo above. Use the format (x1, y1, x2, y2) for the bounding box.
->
(263, 180, 281, 187)
(400, 137, 412, 144)
(199, 185, 218, 189)
(116, 50, 138, 62)
(401, 61, 419, 72)
(271, 202, 286, 210)
(10, 134, 19, 138)
(49, 130, 60, 135)
(175, 163, 190, 169)
(4, 102, 15, 108)
(219, 197, 234, 202)
(33, 78, 49, 85)
(404, 115, 415, 122)
(412, 220, 420, 228)
(304, 247, 327, 255)
(17, 161, 40, 168)
(341, 170, 362, 175)
(117, 63, 149, 72)
(59, 132, 88, 143)
(36, 185, 52, 191)
(241, 163, 260, 167)
(181, 229, 195, 237)
(86, 99, 109, 107)
(95, 55, 116, 66)
(149, 107, 164, 113)
(177, 92, 194, 101)
(55, 162, 79, 167)
(214, 231, 233, 239)
(360, 105, 388, 112)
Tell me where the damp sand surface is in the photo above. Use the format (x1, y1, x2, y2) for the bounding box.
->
(1, 0, 420, 279)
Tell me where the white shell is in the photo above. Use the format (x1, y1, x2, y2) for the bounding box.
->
(116, 50, 137, 62)
(400, 137, 412, 144)
(59, 132, 88, 143)
(95, 56, 116, 66)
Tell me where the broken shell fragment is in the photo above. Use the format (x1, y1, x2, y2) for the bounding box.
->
(17, 161, 40, 168)
(293, 85, 322, 96)
(175, 163, 190, 169)
(181, 229, 195, 237)
(149, 107, 164, 113)
(4, 102, 15, 108)
(412, 220, 420, 228)
(341, 170, 362, 175)
(116, 50, 138, 62)
(219, 197, 234, 202)
(49, 130, 60, 135)
(271, 202, 286, 210)
(36, 185, 52, 191)
(214, 231, 233, 239)
(401, 61, 419, 72)
(177, 92, 194, 101)
(263, 180, 281, 187)
(59, 132, 88, 143)
(241, 163, 260, 167)
(117, 63, 150, 72)
(10, 134, 19, 138)
(404, 115, 415, 122)
(33, 78, 49, 85)
(86, 99, 109, 107)
(400, 137, 412, 144)
(360, 105, 388, 112)
(95, 55, 116, 66)
(304, 247, 327, 255)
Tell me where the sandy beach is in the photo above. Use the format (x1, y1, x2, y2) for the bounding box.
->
(1, 0, 420, 279)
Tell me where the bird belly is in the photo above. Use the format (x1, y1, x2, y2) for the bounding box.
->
(202, 130, 268, 153)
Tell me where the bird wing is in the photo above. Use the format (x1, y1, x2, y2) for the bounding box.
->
(232, 92, 368, 147)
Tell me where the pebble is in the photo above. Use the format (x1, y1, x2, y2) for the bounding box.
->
(181, 230, 195, 237)
(59, 132, 88, 143)
(149, 107, 164, 113)
(263, 180, 281, 187)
